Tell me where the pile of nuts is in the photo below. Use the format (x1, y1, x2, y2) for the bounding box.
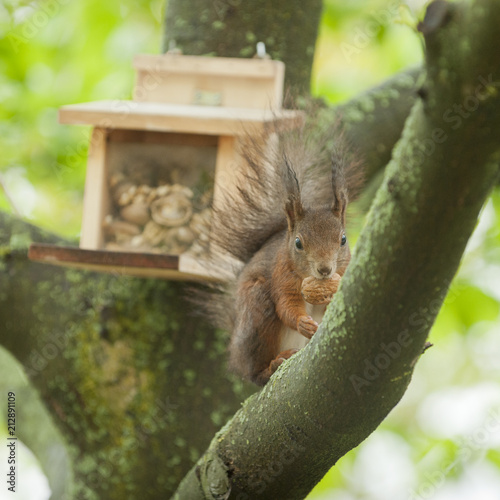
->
(103, 173, 212, 255)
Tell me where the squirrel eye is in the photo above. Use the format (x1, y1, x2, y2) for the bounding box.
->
(295, 237, 304, 250)
(341, 233, 347, 246)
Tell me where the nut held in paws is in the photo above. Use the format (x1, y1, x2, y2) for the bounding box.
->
(301, 274, 341, 305)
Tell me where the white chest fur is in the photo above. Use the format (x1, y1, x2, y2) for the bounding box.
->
(279, 303, 327, 352)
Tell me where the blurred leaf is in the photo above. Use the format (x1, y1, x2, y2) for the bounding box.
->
(440, 285, 500, 333)
(0, 0, 162, 236)
(487, 449, 500, 468)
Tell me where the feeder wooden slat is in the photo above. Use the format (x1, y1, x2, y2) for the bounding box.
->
(59, 101, 301, 136)
(133, 54, 285, 109)
(28, 243, 220, 281)
(80, 127, 109, 249)
(133, 54, 283, 79)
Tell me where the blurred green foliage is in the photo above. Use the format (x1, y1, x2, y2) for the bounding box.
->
(1, 1, 499, 499)
(0, 0, 163, 236)
(314, 0, 422, 102)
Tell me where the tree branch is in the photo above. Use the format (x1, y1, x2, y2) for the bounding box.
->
(0, 213, 255, 499)
(335, 65, 421, 181)
(173, 1, 500, 498)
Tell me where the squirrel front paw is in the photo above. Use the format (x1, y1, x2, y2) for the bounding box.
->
(297, 315, 319, 339)
(301, 274, 341, 305)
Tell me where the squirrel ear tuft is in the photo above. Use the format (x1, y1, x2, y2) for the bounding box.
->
(331, 155, 348, 224)
(283, 154, 304, 230)
(332, 189, 347, 224)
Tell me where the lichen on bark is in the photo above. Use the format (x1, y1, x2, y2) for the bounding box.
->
(0, 213, 255, 499)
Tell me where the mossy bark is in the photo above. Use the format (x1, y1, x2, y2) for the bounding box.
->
(173, 1, 500, 498)
(163, 0, 323, 94)
(0, 215, 254, 499)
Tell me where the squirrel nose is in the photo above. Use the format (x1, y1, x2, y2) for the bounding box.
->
(317, 266, 332, 277)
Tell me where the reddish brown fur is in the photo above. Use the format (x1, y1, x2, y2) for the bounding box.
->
(205, 120, 362, 385)
(230, 202, 351, 385)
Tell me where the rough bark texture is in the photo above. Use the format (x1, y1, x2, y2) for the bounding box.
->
(0, 216, 254, 499)
(163, 0, 323, 94)
(173, 1, 500, 498)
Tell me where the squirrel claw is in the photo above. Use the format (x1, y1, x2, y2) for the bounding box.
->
(270, 348, 299, 373)
(297, 315, 318, 339)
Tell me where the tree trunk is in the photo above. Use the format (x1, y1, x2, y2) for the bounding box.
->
(1, 2, 326, 498)
(0, 213, 255, 498)
(163, 0, 323, 94)
(173, 0, 500, 497)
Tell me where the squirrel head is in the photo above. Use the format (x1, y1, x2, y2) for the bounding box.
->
(283, 155, 350, 280)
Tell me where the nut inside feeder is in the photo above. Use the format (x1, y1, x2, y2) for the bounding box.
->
(102, 142, 215, 258)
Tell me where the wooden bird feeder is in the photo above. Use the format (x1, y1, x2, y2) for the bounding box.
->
(29, 53, 302, 280)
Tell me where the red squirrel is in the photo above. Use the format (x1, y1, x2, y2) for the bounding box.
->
(207, 124, 360, 386)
